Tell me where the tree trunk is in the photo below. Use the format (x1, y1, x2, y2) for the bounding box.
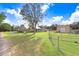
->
(33, 23, 37, 34)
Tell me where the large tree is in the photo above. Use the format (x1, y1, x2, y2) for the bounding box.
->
(20, 3, 44, 33)
(0, 12, 6, 24)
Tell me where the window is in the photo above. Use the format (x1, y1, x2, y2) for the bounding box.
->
(60, 28, 65, 32)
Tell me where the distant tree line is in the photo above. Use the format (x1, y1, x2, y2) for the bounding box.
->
(70, 22, 79, 29)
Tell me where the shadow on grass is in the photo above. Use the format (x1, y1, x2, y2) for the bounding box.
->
(6, 33, 42, 56)
(48, 32, 66, 56)
(57, 49, 66, 56)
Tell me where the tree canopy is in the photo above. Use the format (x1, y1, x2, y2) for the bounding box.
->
(0, 12, 6, 24)
(0, 23, 12, 31)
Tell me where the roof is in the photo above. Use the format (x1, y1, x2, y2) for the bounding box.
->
(57, 25, 70, 28)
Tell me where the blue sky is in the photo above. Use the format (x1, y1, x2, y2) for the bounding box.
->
(0, 3, 79, 26)
(47, 3, 78, 18)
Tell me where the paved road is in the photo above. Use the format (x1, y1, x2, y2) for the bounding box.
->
(0, 32, 10, 56)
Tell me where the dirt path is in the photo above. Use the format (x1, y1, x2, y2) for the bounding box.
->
(0, 32, 11, 56)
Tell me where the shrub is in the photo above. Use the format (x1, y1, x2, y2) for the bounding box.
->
(74, 41, 78, 44)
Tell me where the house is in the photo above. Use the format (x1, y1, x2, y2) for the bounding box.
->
(57, 25, 71, 33)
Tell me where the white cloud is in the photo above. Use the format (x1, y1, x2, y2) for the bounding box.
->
(7, 9, 16, 15)
(40, 5, 79, 25)
(69, 11, 79, 23)
(61, 20, 73, 25)
(6, 8, 29, 28)
(76, 5, 79, 11)
(6, 8, 22, 18)
(39, 16, 63, 26)
(41, 4, 54, 13)
(3, 18, 12, 25)
(52, 16, 63, 24)
(4, 4, 79, 28)
(41, 4, 49, 13)
(4, 4, 54, 28)
(6, 8, 24, 25)
(61, 5, 79, 25)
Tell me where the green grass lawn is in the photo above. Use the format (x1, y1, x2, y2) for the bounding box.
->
(3, 32, 79, 56)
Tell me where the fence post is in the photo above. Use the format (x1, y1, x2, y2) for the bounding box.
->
(57, 36, 60, 51)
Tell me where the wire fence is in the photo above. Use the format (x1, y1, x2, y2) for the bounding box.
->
(48, 31, 79, 55)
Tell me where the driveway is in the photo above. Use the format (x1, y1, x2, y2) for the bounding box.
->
(0, 32, 10, 56)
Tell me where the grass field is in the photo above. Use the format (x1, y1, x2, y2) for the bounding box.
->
(3, 32, 79, 56)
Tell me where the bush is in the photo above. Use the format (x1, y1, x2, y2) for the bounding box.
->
(0, 23, 12, 31)
(74, 41, 78, 44)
